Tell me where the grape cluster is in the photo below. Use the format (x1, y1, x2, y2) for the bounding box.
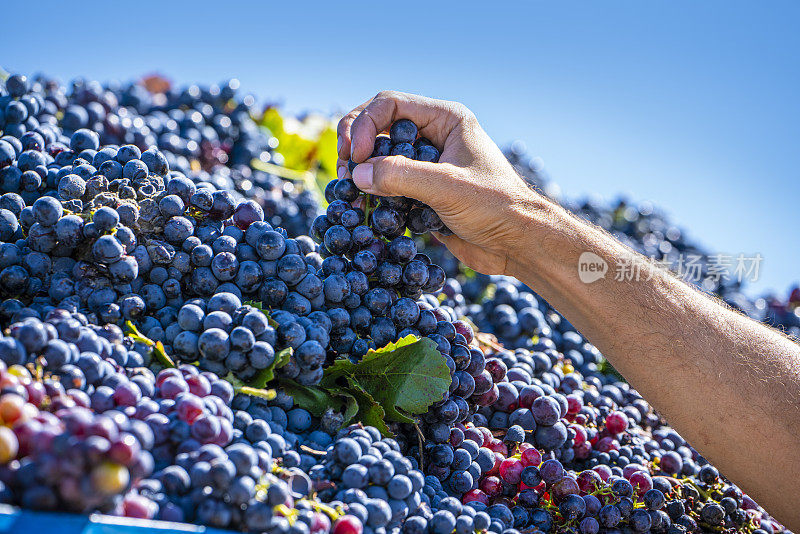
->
(456, 451, 761, 534)
(325, 119, 447, 238)
(307, 121, 497, 437)
(311, 424, 426, 533)
(0, 71, 323, 332)
(0, 315, 154, 512)
(171, 294, 338, 385)
(0, 310, 358, 532)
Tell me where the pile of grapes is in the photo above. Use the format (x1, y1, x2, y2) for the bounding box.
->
(0, 70, 793, 534)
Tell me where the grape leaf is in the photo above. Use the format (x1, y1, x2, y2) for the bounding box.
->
(279, 379, 358, 422)
(248, 347, 293, 389)
(322, 335, 451, 423)
(340, 376, 392, 436)
(252, 108, 337, 208)
(280, 378, 389, 435)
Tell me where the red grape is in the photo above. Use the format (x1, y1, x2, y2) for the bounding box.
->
(576, 469, 603, 493)
(462, 489, 489, 505)
(592, 464, 612, 481)
(332, 515, 363, 534)
(566, 394, 583, 414)
(484, 359, 507, 383)
(594, 436, 619, 453)
(605, 411, 628, 434)
(499, 458, 524, 484)
(310, 512, 331, 534)
(520, 447, 542, 467)
(473, 385, 499, 406)
(550, 475, 580, 501)
(109, 433, 140, 466)
(186, 374, 212, 397)
(630, 471, 653, 496)
(176, 394, 204, 424)
(479, 475, 503, 497)
(161, 377, 190, 399)
(571, 424, 587, 446)
(122, 494, 156, 519)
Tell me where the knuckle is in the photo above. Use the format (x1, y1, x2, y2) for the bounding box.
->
(452, 102, 476, 123)
(337, 111, 358, 135)
(376, 90, 399, 100)
(336, 118, 349, 136)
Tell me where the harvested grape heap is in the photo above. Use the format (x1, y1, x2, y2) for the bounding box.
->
(0, 70, 793, 534)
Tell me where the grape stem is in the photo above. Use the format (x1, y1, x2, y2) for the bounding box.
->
(412, 421, 425, 471)
(363, 193, 373, 223)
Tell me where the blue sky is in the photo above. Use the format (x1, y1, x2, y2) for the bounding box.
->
(1, 1, 797, 296)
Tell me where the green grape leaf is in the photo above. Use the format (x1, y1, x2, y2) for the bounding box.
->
(152, 341, 176, 369)
(340, 376, 392, 436)
(248, 347, 293, 389)
(322, 335, 451, 423)
(280, 378, 389, 435)
(279, 380, 357, 421)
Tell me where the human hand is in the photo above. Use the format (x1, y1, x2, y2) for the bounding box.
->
(336, 91, 542, 275)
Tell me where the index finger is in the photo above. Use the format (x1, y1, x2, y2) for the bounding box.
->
(349, 90, 468, 163)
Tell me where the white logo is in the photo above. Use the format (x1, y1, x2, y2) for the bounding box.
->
(578, 252, 608, 284)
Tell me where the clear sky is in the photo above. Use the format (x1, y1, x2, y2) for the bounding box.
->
(1, 1, 797, 296)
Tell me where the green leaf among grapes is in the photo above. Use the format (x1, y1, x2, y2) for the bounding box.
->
(340, 376, 392, 436)
(248, 347, 293, 389)
(152, 341, 176, 369)
(316, 125, 339, 179)
(322, 335, 451, 423)
(279, 379, 358, 422)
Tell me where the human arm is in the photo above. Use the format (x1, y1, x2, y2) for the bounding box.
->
(337, 91, 800, 528)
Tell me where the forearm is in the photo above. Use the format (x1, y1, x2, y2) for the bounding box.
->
(508, 194, 800, 527)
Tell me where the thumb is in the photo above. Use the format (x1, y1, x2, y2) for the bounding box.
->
(351, 156, 456, 207)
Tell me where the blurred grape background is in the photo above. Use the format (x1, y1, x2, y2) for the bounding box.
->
(0, 0, 797, 294)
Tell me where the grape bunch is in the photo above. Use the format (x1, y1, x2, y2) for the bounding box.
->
(311, 424, 427, 532)
(326, 119, 448, 237)
(0, 334, 154, 513)
(171, 294, 336, 386)
(458, 451, 759, 534)
(0, 311, 351, 532)
(0, 70, 324, 333)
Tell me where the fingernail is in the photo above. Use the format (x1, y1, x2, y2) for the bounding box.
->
(337, 165, 346, 179)
(352, 163, 373, 191)
(337, 137, 342, 154)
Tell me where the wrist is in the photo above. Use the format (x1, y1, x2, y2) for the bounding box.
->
(503, 191, 569, 279)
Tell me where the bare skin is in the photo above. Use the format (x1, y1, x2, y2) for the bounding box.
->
(336, 91, 800, 528)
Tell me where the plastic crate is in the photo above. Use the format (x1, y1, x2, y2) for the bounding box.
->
(0, 505, 233, 534)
